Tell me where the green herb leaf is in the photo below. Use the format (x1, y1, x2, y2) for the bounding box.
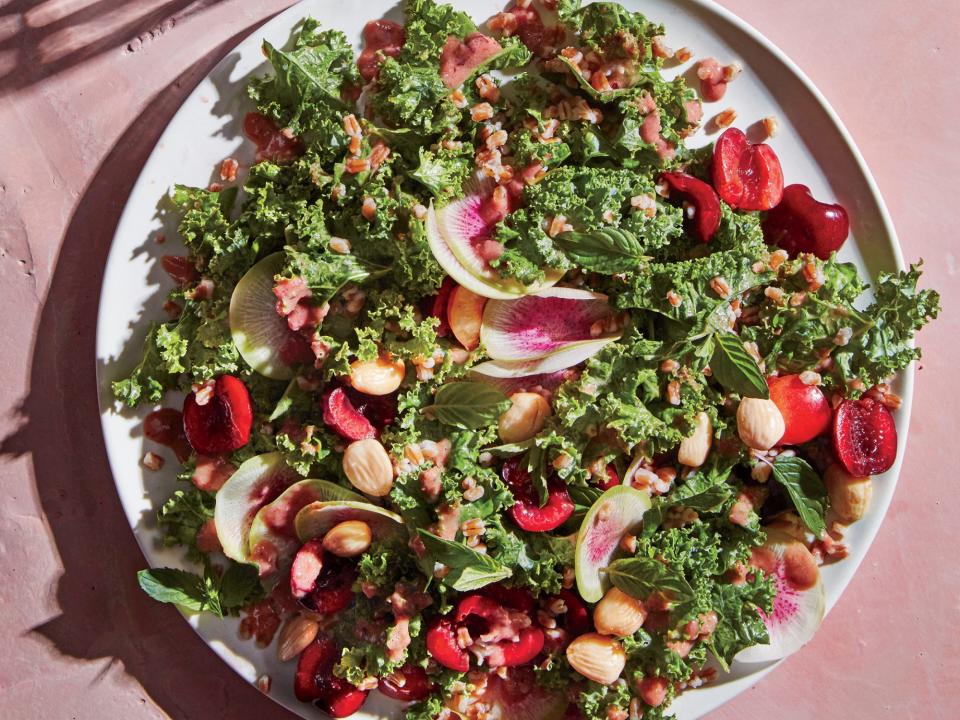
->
(137, 568, 211, 613)
(218, 563, 262, 610)
(417, 530, 512, 591)
(423, 382, 511, 430)
(710, 332, 770, 398)
(605, 556, 695, 604)
(771, 456, 828, 538)
(137, 561, 264, 617)
(554, 228, 650, 274)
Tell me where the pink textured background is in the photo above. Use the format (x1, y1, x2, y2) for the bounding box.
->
(0, 1, 956, 718)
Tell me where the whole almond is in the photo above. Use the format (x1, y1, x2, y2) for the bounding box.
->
(593, 587, 647, 637)
(498, 392, 552, 444)
(736, 397, 785, 450)
(677, 411, 712, 467)
(349, 355, 405, 395)
(322, 520, 373, 557)
(277, 614, 319, 662)
(823, 464, 872, 523)
(343, 438, 394, 496)
(566, 632, 627, 685)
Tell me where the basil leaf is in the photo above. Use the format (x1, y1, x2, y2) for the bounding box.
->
(423, 382, 511, 429)
(605, 557, 695, 604)
(137, 568, 210, 614)
(417, 530, 513, 591)
(523, 444, 550, 507)
(554, 228, 650, 274)
(771, 456, 828, 538)
(710, 332, 770, 398)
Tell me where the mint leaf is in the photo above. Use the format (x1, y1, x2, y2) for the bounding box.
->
(218, 563, 263, 610)
(423, 382, 511, 430)
(554, 228, 650, 274)
(605, 557, 695, 604)
(771, 456, 828, 538)
(137, 562, 263, 617)
(417, 530, 512, 591)
(137, 568, 210, 613)
(710, 332, 769, 398)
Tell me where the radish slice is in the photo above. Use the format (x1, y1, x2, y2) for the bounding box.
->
(214, 452, 298, 564)
(575, 486, 652, 602)
(736, 529, 826, 663)
(294, 500, 403, 543)
(247, 479, 365, 579)
(229, 252, 300, 380)
(481, 288, 622, 363)
(471, 335, 618, 378)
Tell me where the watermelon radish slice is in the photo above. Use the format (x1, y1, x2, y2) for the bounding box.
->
(247, 479, 365, 578)
(294, 500, 404, 543)
(736, 529, 825, 663)
(214, 452, 297, 564)
(229, 252, 301, 380)
(575, 486, 652, 602)
(481, 288, 621, 363)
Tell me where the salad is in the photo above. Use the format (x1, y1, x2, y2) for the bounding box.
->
(115, 1, 940, 718)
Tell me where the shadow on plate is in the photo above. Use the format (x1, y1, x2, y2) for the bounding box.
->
(0, 18, 299, 720)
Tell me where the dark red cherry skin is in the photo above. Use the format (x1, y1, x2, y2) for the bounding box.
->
(712, 127, 784, 211)
(426, 617, 469, 672)
(295, 635, 368, 716)
(377, 664, 433, 702)
(768, 374, 833, 445)
(478, 583, 536, 613)
(503, 457, 575, 532)
(182, 375, 253, 455)
(290, 540, 356, 615)
(762, 184, 850, 260)
(454, 594, 545, 667)
(833, 397, 898, 477)
(322, 387, 377, 441)
(660, 171, 722, 242)
(556, 589, 591, 637)
(428, 277, 456, 337)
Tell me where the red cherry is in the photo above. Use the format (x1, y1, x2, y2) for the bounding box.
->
(767, 375, 833, 445)
(556, 589, 591, 637)
(428, 277, 456, 337)
(426, 617, 469, 672)
(322, 387, 377, 441)
(712, 128, 784, 211)
(454, 595, 545, 667)
(290, 540, 356, 615)
(295, 635, 368, 716)
(833, 397, 898, 477)
(182, 375, 253, 455)
(503, 458, 575, 532)
(478, 583, 536, 613)
(597, 463, 619, 490)
(160, 255, 198, 287)
(762, 184, 850, 260)
(377, 664, 433, 702)
(659, 171, 722, 242)
(498, 626, 545, 666)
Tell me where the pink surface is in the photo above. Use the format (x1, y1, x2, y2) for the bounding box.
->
(0, 1, 956, 718)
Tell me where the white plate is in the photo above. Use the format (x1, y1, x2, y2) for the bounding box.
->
(96, 1, 910, 718)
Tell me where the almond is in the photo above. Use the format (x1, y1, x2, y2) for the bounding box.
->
(343, 438, 394, 496)
(677, 411, 712, 468)
(498, 392, 551, 444)
(823, 464, 872, 523)
(322, 520, 373, 557)
(736, 397, 785, 450)
(277, 614, 319, 662)
(566, 632, 627, 685)
(593, 587, 647, 637)
(349, 354, 405, 395)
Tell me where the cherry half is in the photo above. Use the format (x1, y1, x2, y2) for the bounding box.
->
(425, 617, 469, 672)
(712, 127, 784, 211)
(454, 595, 545, 667)
(295, 635, 368, 717)
(290, 539, 357, 616)
(833, 397, 898, 477)
(762, 184, 850, 260)
(322, 387, 377, 441)
(767, 374, 833, 445)
(660, 171, 722, 242)
(377, 664, 433, 702)
(182, 375, 253, 455)
(502, 457, 575, 533)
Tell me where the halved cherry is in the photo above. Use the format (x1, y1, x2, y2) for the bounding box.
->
(427, 276, 456, 338)
(556, 590, 591, 637)
(833, 397, 898, 477)
(455, 595, 544, 667)
(503, 458, 575, 533)
(712, 127, 784, 211)
(598, 463, 620, 490)
(160, 255, 198, 288)
(378, 664, 434, 702)
(762, 184, 850, 260)
(322, 387, 377, 441)
(295, 635, 369, 717)
(426, 617, 469, 672)
(182, 375, 253, 455)
(290, 539, 356, 615)
(767, 374, 832, 445)
(660, 171, 722, 242)
(479, 583, 536, 613)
